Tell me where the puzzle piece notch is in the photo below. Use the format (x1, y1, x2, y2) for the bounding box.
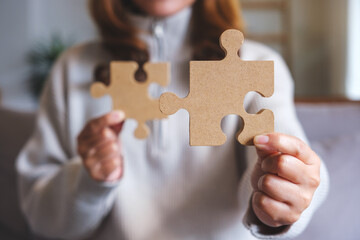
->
(160, 29, 274, 146)
(91, 61, 170, 139)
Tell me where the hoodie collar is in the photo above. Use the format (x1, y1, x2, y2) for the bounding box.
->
(125, 5, 193, 38)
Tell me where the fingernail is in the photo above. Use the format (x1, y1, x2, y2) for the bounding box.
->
(112, 111, 125, 121)
(254, 135, 269, 145)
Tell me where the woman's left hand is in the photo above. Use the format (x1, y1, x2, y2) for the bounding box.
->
(250, 132, 321, 227)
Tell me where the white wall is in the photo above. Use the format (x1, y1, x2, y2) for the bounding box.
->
(346, 0, 360, 100)
(28, 0, 96, 44)
(0, 0, 33, 110)
(0, 0, 96, 111)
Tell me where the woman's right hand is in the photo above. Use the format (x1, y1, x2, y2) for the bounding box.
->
(77, 111, 125, 182)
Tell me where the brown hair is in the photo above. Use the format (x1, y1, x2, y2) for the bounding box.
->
(89, 0, 245, 82)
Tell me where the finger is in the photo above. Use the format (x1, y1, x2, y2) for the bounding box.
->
(100, 157, 123, 181)
(91, 141, 120, 161)
(251, 160, 265, 191)
(83, 141, 119, 168)
(82, 111, 125, 136)
(83, 155, 98, 170)
(261, 154, 306, 184)
(257, 173, 300, 205)
(254, 133, 315, 165)
(252, 191, 300, 227)
(83, 128, 117, 149)
(88, 157, 123, 182)
(87, 161, 103, 181)
(84, 148, 120, 170)
(78, 128, 116, 157)
(85, 154, 122, 176)
(105, 167, 123, 182)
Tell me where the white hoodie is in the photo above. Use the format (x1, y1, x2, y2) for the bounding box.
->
(16, 6, 328, 240)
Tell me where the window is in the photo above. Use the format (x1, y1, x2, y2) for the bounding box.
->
(346, 0, 360, 100)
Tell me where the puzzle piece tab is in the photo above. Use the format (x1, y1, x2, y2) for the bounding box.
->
(91, 61, 169, 139)
(159, 29, 274, 146)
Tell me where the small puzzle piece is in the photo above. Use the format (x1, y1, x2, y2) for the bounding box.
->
(160, 29, 274, 146)
(91, 61, 169, 139)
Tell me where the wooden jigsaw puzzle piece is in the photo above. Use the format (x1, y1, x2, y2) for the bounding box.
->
(91, 61, 170, 139)
(160, 29, 274, 146)
(220, 29, 274, 146)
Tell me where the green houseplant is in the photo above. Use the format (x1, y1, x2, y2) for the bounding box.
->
(27, 35, 71, 98)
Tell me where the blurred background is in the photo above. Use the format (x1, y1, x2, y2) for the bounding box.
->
(0, 0, 359, 111)
(0, 0, 359, 240)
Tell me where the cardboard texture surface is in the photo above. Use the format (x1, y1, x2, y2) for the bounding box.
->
(160, 29, 274, 146)
(91, 61, 169, 139)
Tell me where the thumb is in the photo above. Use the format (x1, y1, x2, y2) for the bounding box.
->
(253, 134, 278, 159)
(109, 110, 125, 135)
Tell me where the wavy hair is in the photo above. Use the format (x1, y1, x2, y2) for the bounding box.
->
(89, 0, 245, 82)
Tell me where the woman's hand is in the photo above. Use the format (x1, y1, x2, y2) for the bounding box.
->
(77, 111, 125, 182)
(251, 133, 321, 228)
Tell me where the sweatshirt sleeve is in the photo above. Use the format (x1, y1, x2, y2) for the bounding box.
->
(16, 52, 119, 239)
(241, 50, 330, 239)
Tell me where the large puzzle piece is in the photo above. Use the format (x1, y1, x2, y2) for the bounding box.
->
(159, 29, 274, 146)
(91, 61, 169, 139)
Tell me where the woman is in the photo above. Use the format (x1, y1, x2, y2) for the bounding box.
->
(17, 0, 328, 239)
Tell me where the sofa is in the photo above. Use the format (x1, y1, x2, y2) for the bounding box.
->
(293, 100, 360, 240)
(0, 107, 34, 240)
(0, 100, 359, 240)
